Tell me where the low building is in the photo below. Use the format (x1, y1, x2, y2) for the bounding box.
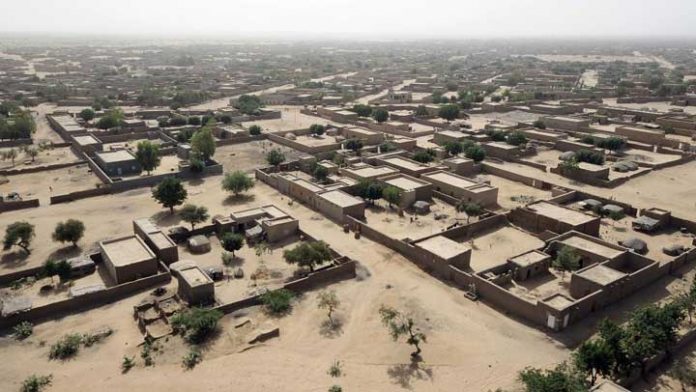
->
(100, 235, 158, 284)
(340, 164, 398, 181)
(94, 150, 142, 177)
(316, 189, 365, 222)
(133, 218, 179, 264)
(421, 170, 498, 207)
(442, 157, 475, 176)
(543, 116, 591, 131)
(379, 173, 433, 208)
(414, 235, 472, 273)
(482, 141, 521, 160)
(170, 260, 215, 305)
(343, 126, 384, 145)
(615, 125, 666, 145)
(377, 156, 439, 177)
(521, 201, 600, 236)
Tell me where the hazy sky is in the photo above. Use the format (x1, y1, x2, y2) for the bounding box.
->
(4, 0, 696, 39)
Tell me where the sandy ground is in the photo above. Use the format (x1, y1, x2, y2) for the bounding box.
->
(0, 174, 570, 391)
(243, 106, 345, 133)
(484, 160, 696, 222)
(363, 200, 464, 241)
(468, 226, 545, 272)
(0, 164, 100, 206)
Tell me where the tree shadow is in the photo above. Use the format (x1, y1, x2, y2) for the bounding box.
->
(386, 356, 434, 389)
(151, 210, 183, 226)
(0, 250, 29, 266)
(319, 317, 344, 339)
(46, 245, 82, 262)
(223, 194, 255, 207)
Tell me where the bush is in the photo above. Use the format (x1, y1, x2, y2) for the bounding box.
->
(328, 386, 343, 392)
(328, 360, 343, 377)
(575, 149, 605, 165)
(171, 308, 223, 344)
(13, 321, 33, 340)
(506, 131, 527, 146)
(532, 120, 546, 129)
(182, 349, 202, 369)
(20, 374, 52, 392)
(49, 333, 82, 359)
(249, 124, 262, 135)
(260, 289, 295, 315)
(121, 356, 135, 373)
(189, 158, 205, 173)
(412, 151, 434, 163)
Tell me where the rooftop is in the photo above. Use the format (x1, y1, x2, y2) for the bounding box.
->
(509, 250, 549, 267)
(422, 171, 478, 189)
(558, 234, 625, 260)
(101, 236, 155, 267)
(96, 150, 136, 164)
(576, 264, 626, 286)
(179, 266, 213, 287)
(527, 201, 596, 226)
(415, 235, 471, 260)
(319, 190, 364, 208)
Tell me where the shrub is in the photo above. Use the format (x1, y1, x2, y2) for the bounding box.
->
(260, 289, 295, 315)
(20, 374, 52, 392)
(182, 349, 202, 369)
(249, 124, 262, 135)
(171, 308, 223, 344)
(49, 333, 82, 359)
(121, 356, 135, 373)
(575, 149, 605, 165)
(13, 321, 33, 340)
(328, 386, 343, 392)
(412, 151, 434, 163)
(328, 360, 343, 377)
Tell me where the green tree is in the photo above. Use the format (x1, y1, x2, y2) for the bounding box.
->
(309, 123, 326, 136)
(553, 246, 581, 278)
(379, 305, 427, 358)
(283, 241, 333, 272)
(52, 219, 85, 247)
(597, 137, 626, 155)
(79, 108, 95, 122)
(220, 232, 244, 257)
(351, 104, 372, 117)
(179, 204, 209, 230)
(152, 177, 187, 213)
(345, 139, 363, 155)
(135, 140, 160, 175)
(444, 141, 464, 156)
(3, 221, 35, 254)
(363, 182, 383, 204)
(317, 290, 340, 326)
(533, 120, 546, 129)
(464, 145, 486, 162)
(518, 362, 588, 392)
(415, 105, 429, 117)
(457, 201, 484, 224)
(24, 146, 39, 162)
(96, 108, 124, 129)
(248, 124, 262, 135)
(382, 186, 401, 208)
(507, 131, 528, 146)
(266, 149, 286, 167)
(372, 108, 389, 123)
(221, 171, 254, 196)
(190, 126, 216, 161)
(20, 374, 52, 392)
(573, 340, 613, 386)
(412, 150, 434, 163)
(234, 95, 264, 115)
(438, 104, 460, 121)
(314, 165, 329, 182)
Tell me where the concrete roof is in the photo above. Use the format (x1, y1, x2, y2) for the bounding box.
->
(576, 264, 626, 286)
(385, 175, 428, 191)
(422, 171, 477, 189)
(527, 201, 596, 226)
(96, 150, 136, 164)
(179, 266, 213, 287)
(559, 235, 625, 260)
(100, 236, 154, 267)
(543, 293, 575, 310)
(509, 250, 549, 267)
(319, 190, 363, 208)
(415, 235, 470, 260)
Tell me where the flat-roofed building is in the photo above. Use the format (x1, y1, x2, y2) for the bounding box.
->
(414, 235, 472, 273)
(433, 130, 468, 145)
(94, 150, 142, 177)
(133, 218, 179, 264)
(379, 173, 432, 208)
(615, 125, 666, 145)
(442, 157, 475, 176)
(100, 235, 158, 284)
(421, 170, 498, 207)
(508, 250, 551, 281)
(377, 156, 439, 177)
(543, 116, 591, 131)
(316, 189, 365, 222)
(230, 205, 298, 242)
(570, 263, 627, 299)
(482, 141, 521, 160)
(343, 126, 384, 145)
(340, 164, 398, 181)
(549, 231, 627, 268)
(522, 201, 600, 236)
(170, 260, 214, 305)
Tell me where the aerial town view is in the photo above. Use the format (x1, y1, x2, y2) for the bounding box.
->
(2, 1, 696, 391)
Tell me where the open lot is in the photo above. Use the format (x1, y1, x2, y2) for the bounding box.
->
(364, 199, 464, 241)
(0, 145, 81, 170)
(0, 164, 101, 204)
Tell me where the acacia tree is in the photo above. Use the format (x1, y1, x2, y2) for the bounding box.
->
(79, 108, 95, 122)
(52, 219, 85, 247)
(518, 362, 587, 392)
(573, 340, 612, 386)
(152, 177, 187, 213)
(345, 139, 363, 156)
(283, 241, 332, 272)
(372, 108, 389, 123)
(382, 186, 401, 208)
(317, 290, 340, 326)
(24, 146, 39, 162)
(443, 141, 463, 156)
(135, 140, 161, 175)
(553, 246, 581, 278)
(220, 232, 244, 258)
(378, 305, 426, 358)
(190, 124, 216, 162)
(179, 204, 209, 230)
(464, 144, 486, 162)
(438, 104, 460, 122)
(309, 124, 326, 136)
(456, 201, 483, 224)
(313, 165, 329, 182)
(221, 171, 254, 196)
(3, 221, 35, 254)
